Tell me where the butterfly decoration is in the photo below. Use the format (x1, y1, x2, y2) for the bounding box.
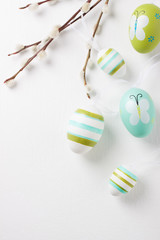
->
(130, 10, 149, 41)
(125, 93, 150, 126)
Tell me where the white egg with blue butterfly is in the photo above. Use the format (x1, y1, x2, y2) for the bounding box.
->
(97, 48, 126, 78)
(67, 105, 104, 154)
(120, 88, 155, 138)
(109, 165, 138, 196)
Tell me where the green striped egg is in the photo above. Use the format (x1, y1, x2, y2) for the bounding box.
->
(67, 105, 104, 154)
(97, 48, 126, 78)
(109, 166, 138, 196)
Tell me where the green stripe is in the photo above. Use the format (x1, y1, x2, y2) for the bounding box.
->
(97, 48, 113, 64)
(67, 133, 97, 147)
(76, 109, 104, 121)
(117, 167, 137, 181)
(113, 172, 134, 188)
(68, 132, 97, 142)
(109, 179, 127, 193)
(109, 60, 125, 76)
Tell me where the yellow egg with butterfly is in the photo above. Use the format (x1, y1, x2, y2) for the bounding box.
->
(129, 4, 160, 53)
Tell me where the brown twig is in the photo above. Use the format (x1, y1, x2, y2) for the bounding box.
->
(8, 0, 94, 56)
(19, 0, 92, 10)
(65, 0, 101, 28)
(82, 0, 109, 99)
(4, 39, 53, 83)
(19, 0, 53, 10)
(4, 0, 102, 84)
(8, 41, 41, 56)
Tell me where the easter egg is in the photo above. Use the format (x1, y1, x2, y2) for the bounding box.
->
(97, 48, 126, 78)
(67, 105, 104, 154)
(129, 4, 160, 53)
(109, 165, 138, 196)
(120, 88, 155, 138)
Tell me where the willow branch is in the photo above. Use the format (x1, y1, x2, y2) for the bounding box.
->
(8, 0, 95, 56)
(19, 0, 53, 10)
(20, 0, 92, 10)
(4, 0, 102, 83)
(82, 0, 109, 99)
(8, 41, 41, 56)
(65, 0, 101, 28)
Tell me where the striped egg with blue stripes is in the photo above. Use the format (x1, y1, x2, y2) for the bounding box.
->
(97, 48, 126, 78)
(109, 165, 137, 196)
(67, 105, 104, 154)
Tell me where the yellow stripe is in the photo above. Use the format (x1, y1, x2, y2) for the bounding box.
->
(97, 48, 113, 64)
(76, 109, 104, 121)
(113, 172, 134, 188)
(117, 168, 136, 182)
(67, 133, 97, 147)
(137, 105, 141, 119)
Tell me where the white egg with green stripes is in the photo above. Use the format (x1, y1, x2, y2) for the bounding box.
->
(109, 165, 138, 196)
(67, 105, 104, 154)
(97, 48, 126, 78)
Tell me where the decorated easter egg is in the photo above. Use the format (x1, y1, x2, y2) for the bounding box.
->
(129, 4, 160, 53)
(97, 48, 126, 78)
(67, 105, 104, 154)
(109, 165, 138, 196)
(120, 88, 155, 138)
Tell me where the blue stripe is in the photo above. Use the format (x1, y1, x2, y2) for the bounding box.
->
(75, 112, 104, 122)
(101, 52, 119, 70)
(69, 120, 103, 134)
(108, 59, 124, 75)
(109, 180, 127, 194)
(135, 20, 137, 32)
(118, 166, 137, 181)
(67, 132, 98, 142)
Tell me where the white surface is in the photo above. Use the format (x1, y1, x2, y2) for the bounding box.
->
(1, 0, 160, 239)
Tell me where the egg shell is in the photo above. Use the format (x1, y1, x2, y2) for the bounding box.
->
(109, 165, 138, 196)
(129, 4, 160, 53)
(67, 105, 104, 154)
(120, 88, 155, 138)
(97, 48, 126, 78)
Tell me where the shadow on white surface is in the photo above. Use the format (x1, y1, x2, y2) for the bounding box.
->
(144, 108, 160, 147)
(83, 118, 117, 165)
(119, 178, 147, 205)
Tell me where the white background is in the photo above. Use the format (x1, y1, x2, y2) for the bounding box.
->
(1, 0, 160, 239)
